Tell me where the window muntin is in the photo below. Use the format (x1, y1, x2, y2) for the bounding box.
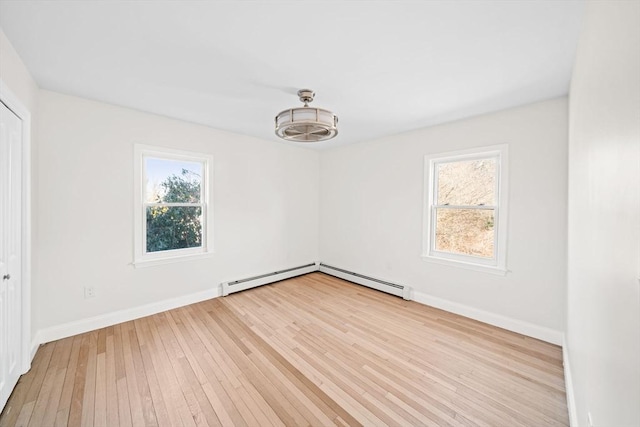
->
(134, 145, 213, 265)
(424, 146, 507, 272)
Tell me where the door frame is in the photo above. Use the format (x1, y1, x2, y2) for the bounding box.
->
(0, 79, 32, 374)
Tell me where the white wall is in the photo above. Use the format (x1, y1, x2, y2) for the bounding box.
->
(320, 98, 568, 338)
(0, 28, 39, 338)
(36, 90, 319, 335)
(566, 1, 640, 426)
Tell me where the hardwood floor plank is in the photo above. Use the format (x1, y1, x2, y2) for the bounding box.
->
(80, 332, 98, 427)
(93, 351, 107, 427)
(105, 330, 122, 427)
(54, 335, 83, 427)
(214, 301, 361, 426)
(134, 316, 187, 427)
(111, 325, 133, 427)
(152, 312, 220, 427)
(0, 342, 55, 427)
(179, 305, 252, 426)
(40, 337, 74, 426)
(1, 273, 569, 427)
(119, 321, 154, 427)
(143, 315, 197, 427)
(68, 333, 91, 427)
(13, 401, 35, 427)
(198, 304, 307, 426)
(27, 339, 65, 427)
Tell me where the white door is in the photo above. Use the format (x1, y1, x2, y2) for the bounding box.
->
(0, 100, 22, 410)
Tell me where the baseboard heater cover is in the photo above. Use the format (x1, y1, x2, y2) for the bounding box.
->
(221, 262, 319, 296)
(319, 263, 412, 300)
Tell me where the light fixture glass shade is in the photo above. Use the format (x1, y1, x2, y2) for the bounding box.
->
(275, 90, 338, 142)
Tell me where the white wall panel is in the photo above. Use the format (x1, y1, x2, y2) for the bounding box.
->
(567, 1, 640, 425)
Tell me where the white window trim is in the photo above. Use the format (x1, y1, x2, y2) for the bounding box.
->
(422, 144, 509, 275)
(133, 144, 214, 268)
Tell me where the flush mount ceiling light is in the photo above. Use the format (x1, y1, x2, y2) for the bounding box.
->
(275, 89, 338, 142)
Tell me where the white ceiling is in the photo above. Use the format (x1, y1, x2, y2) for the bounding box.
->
(0, 1, 584, 149)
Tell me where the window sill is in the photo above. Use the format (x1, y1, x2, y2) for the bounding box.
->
(421, 254, 508, 276)
(133, 251, 214, 269)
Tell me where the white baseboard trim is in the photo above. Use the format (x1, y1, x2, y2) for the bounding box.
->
(563, 335, 579, 427)
(413, 290, 563, 345)
(30, 331, 42, 361)
(35, 287, 222, 346)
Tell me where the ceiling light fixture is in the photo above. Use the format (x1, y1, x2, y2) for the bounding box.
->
(275, 89, 338, 142)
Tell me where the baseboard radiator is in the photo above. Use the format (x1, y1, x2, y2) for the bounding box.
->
(221, 262, 319, 296)
(319, 263, 412, 300)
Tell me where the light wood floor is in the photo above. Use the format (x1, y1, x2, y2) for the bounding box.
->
(0, 273, 568, 426)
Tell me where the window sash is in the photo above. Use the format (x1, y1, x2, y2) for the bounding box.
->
(142, 156, 205, 204)
(142, 203, 207, 256)
(424, 146, 507, 271)
(431, 206, 499, 265)
(134, 144, 214, 266)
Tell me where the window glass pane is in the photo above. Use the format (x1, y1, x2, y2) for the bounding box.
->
(435, 208, 494, 258)
(146, 206, 202, 252)
(436, 158, 495, 206)
(145, 157, 202, 203)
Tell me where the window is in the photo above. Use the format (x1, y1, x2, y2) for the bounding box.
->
(134, 145, 213, 266)
(423, 145, 508, 274)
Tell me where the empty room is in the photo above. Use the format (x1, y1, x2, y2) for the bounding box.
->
(0, 1, 638, 426)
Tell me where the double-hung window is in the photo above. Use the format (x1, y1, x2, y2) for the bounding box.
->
(423, 145, 508, 274)
(134, 145, 213, 266)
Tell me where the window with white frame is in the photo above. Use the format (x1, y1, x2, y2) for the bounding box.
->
(134, 145, 213, 266)
(423, 145, 508, 273)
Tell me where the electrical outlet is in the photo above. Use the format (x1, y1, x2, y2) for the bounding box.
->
(587, 412, 593, 427)
(84, 286, 96, 299)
